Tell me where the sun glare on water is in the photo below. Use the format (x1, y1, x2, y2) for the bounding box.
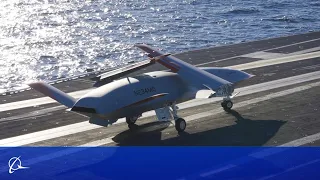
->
(0, 0, 319, 93)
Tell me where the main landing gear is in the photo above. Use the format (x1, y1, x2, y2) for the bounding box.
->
(221, 99, 233, 111)
(170, 103, 186, 132)
(221, 98, 233, 111)
(216, 84, 236, 112)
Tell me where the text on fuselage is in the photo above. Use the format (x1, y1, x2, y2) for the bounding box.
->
(134, 87, 156, 96)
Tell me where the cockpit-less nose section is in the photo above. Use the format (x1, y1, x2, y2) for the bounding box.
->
(29, 44, 253, 132)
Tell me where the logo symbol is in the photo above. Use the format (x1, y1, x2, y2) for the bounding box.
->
(8, 156, 29, 174)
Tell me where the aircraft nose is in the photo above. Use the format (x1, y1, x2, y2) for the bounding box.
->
(71, 94, 117, 116)
(71, 96, 100, 114)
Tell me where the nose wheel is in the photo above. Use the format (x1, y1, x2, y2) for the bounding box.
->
(169, 103, 187, 132)
(175, 118, 186, 132)
(221, 100, 233, 111)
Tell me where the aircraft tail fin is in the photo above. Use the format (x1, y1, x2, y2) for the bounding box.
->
(28, 82, 76, 108)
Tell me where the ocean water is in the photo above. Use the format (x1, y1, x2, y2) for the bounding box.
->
(0, 0, 319, 93)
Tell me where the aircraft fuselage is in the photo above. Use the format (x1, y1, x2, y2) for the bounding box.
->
(71, 67, 252, 120)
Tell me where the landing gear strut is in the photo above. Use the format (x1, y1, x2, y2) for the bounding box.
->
(170, 103, 186, 132)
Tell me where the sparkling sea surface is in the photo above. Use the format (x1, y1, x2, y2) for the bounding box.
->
(0, 0, 319, 92)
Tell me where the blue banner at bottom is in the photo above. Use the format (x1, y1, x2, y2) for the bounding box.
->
(0, 147, 320, 180)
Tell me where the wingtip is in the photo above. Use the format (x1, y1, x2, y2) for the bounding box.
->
(135, 43, 152, 49)
(27, 81, 47, 88)
(134, 43, 147, 47)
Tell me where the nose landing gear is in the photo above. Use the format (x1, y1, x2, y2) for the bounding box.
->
(170, 103, 186, 132)
(175, 118, 186, 132)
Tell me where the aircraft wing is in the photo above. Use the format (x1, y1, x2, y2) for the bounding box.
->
(93, 59, 155, 87)
(135, 44, 233, 94)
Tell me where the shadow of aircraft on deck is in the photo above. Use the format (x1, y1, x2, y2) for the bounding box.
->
(112, 110, 286, 146)
(56, 110, 287, 179)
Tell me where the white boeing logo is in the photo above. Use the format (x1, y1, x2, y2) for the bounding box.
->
(8, 156, 29, 174)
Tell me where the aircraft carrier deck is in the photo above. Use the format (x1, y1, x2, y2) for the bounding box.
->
(0, 31, 320, 147)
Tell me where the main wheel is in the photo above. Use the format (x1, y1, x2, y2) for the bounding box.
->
(221, 100, 233, 111)
(175, 118, 186, 132)
(126, 116, 138, 125)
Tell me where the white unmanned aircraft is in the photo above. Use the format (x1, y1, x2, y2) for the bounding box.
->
(29, 44, 253, 132)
